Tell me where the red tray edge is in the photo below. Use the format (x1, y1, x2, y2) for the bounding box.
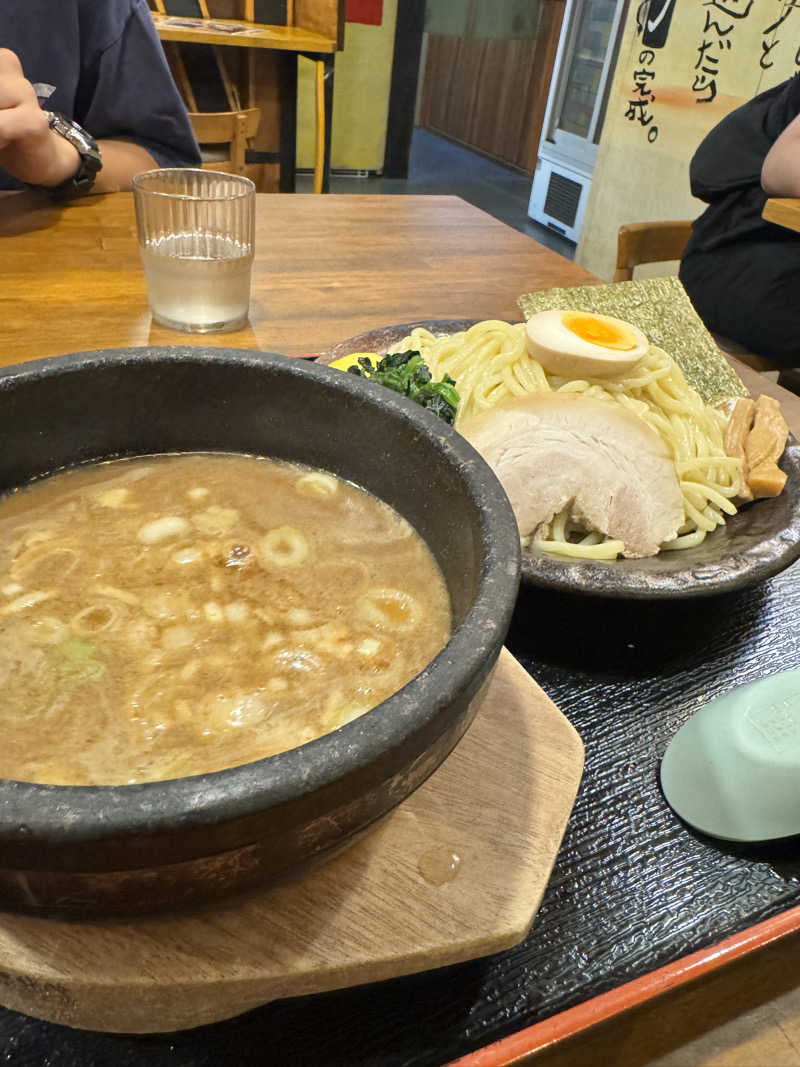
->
(447, 901, 800, 1066)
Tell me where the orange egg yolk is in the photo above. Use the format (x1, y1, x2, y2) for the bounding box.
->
(562, 313, 638, 351)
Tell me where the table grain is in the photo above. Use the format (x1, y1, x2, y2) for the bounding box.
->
(763, 197, 800, 234)
(1, 188, 799, 1067)
(0, 191, 595, 367)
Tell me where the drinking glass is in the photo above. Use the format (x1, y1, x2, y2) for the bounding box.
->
(133, 169, 255, 333)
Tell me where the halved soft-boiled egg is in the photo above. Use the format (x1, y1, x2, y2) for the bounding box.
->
(525, 310, 649, 379)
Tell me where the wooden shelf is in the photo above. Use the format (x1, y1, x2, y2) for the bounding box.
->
(763, 197, 800, 234)
(151, 11, 336, 53)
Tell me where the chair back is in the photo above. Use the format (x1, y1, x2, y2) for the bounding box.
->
(613, 220, 693, 282)
(189, 109, 261, 174)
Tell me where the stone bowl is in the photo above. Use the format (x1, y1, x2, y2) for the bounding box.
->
(0, 347, 521, 917)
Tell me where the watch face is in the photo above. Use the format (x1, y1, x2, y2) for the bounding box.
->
(47, 112, 102, 164)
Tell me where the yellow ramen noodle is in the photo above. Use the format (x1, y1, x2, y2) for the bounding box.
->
(399, 320, 742, 557)
(0, 454, 450, 785)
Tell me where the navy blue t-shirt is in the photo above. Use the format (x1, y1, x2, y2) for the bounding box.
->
(0, 0, 201, 188)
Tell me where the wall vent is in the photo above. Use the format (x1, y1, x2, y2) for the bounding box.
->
(543, 171, 582, 228)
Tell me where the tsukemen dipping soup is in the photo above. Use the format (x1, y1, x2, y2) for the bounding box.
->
(0, 454, 451, 785)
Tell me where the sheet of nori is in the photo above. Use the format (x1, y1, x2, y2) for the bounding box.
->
(4, 561, 800, 1065)
(518, 277, 748, 405)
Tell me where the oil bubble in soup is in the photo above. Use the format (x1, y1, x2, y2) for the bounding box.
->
(0, 454, 451, 785)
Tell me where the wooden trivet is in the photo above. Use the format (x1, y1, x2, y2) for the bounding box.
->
(0, 649, 583, 1033)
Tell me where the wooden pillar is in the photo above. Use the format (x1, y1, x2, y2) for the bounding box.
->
(244, 48, 283, 192)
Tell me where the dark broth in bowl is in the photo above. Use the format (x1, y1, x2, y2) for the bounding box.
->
(0, 453, 451, 786)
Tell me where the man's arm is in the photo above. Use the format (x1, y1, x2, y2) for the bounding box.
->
(0, 48, 159, 192)
(762, 112, 800, 198)
(92, 140, 158, 194)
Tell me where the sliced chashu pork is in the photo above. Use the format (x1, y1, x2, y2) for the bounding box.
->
(462, 393, 684, 558)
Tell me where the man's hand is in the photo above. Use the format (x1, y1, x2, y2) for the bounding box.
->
(0, 48, 80, 187)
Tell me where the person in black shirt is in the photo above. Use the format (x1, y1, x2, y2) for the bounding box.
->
(0, 0, 200, 196)
(679, 75, 800, 363)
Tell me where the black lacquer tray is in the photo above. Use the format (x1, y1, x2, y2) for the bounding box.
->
(3, 563, 800, 1065)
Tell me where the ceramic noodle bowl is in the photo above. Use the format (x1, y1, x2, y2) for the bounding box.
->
(0, 348, 520, 918)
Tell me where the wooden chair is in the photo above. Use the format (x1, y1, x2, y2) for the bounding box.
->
(150, 0, 262, 180)
(614, 221, 780, 374)
(613, 220, 693, 282)
(149, 0, 340, 193)
(189, 109, 262, 175)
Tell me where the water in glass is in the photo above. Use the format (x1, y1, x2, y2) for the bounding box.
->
(141, 232, 253, 332)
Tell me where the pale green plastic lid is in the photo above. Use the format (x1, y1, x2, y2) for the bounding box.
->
(660, 669, 800, 842)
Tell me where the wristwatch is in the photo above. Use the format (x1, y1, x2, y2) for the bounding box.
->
(43, 111, 103, 199)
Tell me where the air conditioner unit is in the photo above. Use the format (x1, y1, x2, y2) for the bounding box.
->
(528, 157, 591, 245)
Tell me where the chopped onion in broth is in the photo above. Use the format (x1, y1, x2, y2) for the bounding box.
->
(0, 454, 450, 786)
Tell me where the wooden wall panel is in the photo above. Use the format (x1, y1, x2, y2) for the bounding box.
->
(445, 37, 487, 146)
(418, 36, 460, 133)
(467, 37, 530, 162)
(521, 0, 566, 171)
(418, 0, 566, 175)
(499, 40, 537, 162)
(467, 38, 502, 154)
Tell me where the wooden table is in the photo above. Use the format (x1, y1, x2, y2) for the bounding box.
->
(0, 191, 597, 366)
(2, 189, 800, 1066)
(763, 197, 800, 234)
